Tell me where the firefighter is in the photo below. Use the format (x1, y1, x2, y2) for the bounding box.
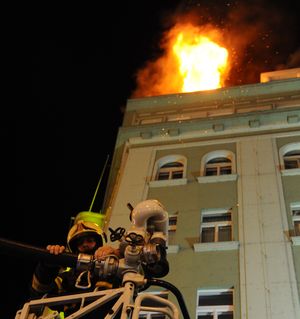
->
(30, 215, 121, 301)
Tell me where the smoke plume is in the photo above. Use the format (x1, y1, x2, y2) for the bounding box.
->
(131, 1, 299, 98)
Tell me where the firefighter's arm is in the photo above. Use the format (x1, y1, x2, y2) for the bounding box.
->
(30, 245, 65, 295)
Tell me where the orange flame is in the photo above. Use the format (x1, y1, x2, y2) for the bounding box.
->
(173, 32, 228, 92)
(132, 23, 230, 98)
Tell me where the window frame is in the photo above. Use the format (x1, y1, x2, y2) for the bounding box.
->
(283, 150, 300, 169)
(290, 202, 300, 246)
(168, 214, 178, 232)
(167, 214, 180, 253)
(197, 150, 238, 183)
(279, 142, 300, 176)
(200, 208, 233, 243)
(149, 155, 188, 188)
(200, 150, 236, 177)
(196, 288, 234, 319)
(156, 161, 184, 180)
(205, 157, 232, 176)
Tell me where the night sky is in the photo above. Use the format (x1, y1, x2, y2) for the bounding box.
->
(4, 1, 300, 317)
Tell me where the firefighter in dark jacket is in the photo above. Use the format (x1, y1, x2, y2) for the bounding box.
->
(30, 214, 121, 300)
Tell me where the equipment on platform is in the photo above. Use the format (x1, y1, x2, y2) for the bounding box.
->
(1, 199, 190, 319)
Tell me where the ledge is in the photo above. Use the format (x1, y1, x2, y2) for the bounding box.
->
(291, 236, 300, 246)
(281, 168, 300, 176)
(193, 241, 239, 252)
(197, 174, 238, 184)
(167, 245, 180, 253)
(149, 178, 188, 188)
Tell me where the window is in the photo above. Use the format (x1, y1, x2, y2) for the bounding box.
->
(283, 150, 300, 169)
(201, 209, 232, 243)
(150, 155, 187, 187)
(153, 155, 187, 181)
(157, 161, 183, 180)
(205, 157, 232, 176)
(198, 150, 237, 183)
(279, 142, 300, 175)
(168, 215, 177, 232)
(197, 289, 234, 319)
(168, 214, 177, 245)
(291, 203, 300, 236)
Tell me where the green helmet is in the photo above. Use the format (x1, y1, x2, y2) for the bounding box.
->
(67, 212, 106, 253)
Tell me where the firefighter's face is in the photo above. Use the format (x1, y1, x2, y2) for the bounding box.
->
(77, 236, 97, 254)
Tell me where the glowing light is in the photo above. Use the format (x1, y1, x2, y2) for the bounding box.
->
(173, 32, 228, 91)
(132, 23, 230, 97)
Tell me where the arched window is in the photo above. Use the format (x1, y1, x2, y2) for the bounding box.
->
(200, 150, 236, 176)
(198, 150, 237, 183)
(150, 155, 187, 187)
(205, 157, 232, 176)
(156, 161, 183, 180)
(279, 142, 300, 175)
(283, 149, 300, 169)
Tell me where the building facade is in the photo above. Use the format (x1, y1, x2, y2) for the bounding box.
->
(103, 68, 300, 318)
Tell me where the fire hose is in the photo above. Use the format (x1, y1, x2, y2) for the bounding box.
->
(0, 237, 191, 319)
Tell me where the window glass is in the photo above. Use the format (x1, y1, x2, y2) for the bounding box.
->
(157, 172, 170, 180)
(205, 157, 232, 176)
(198, 291, 233, 306)
(201, 227, 215, 243)
(220, 166, 232, 175)
(157, 162, 183, 180)
(197, 289, 234, 319)
(172, 170, 184, 179)
(198, 315, 213, 319)
(168, 215, 177, 244)
(283, 150, 300, 169)
(168, 216, 177, 229)
(207, 157, 231, 164)
(203, 213, 231, 223)
(218, 226, 231, 242)
(205, 167, 218, 176)
(294, 221, 300, 236)
(219, 312, 233, 319)
(292, 206, 300, 236)
(201, 210, 232, 243)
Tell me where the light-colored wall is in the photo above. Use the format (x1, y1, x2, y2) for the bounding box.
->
(110, 140, 240, 317)
(109, 132, 300, 318)
(108, 146, 155, 234)
(166, 250, 240, 318)
(276, 135, 300, 296)
(237, 136, 300, 319)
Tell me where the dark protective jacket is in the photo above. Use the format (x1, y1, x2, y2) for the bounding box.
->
(29, 245, 169, 317)
(30, 261, 120, 317)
